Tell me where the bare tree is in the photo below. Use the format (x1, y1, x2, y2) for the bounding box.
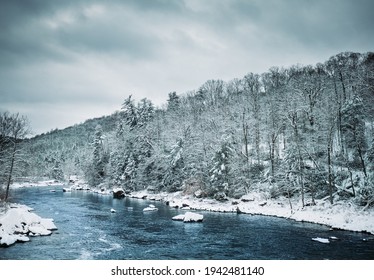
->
(0, 112, 30, 201)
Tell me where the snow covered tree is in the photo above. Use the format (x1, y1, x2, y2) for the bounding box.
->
(167, 92, 180, 111)
(89, 125, 107, 186)
(121, 95, 138, 129)
(137, 98, 154, 127)
(0, 112, 30, 201)
(243, 73, 262, 164)
(210, 140, 232, 193)
(341, 93, 367, 176)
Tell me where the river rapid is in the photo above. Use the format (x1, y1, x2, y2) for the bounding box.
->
(1, 185, 373, 260)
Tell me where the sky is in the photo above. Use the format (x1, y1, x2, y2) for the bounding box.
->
(0, 0, 373, 136)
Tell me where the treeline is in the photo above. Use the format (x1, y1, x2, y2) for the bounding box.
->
(23, 52, 374, 208)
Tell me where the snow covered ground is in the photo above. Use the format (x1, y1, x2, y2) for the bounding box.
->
(128, 190, 374, 235)
(0, 203, 57, 247)
(9, 179, 63, 189)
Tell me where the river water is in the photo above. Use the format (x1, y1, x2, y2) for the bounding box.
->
(1, 185, 373, 260)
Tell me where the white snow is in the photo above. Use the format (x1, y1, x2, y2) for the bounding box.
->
(129, 190, 374, 235)
(172, 212, 203, 222)
(143, 204, 158, 212)
(110, 208, 116, 213)
(113, 187, 124, 193)
(183, 212, 204, 222)
(312, 237, 330, 244)
(171, 214, 186, 221)
(10, 179, 62, 189)
(0, 204, 57, 247)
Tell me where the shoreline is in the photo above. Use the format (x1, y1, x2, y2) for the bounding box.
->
(3, 180, 374, 243)
(127, 190, 374, 236)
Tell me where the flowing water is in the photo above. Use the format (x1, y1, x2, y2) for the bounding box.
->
(1, 186, 373, 260)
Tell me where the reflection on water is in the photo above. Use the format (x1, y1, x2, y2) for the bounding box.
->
(1, 186, 373, 260)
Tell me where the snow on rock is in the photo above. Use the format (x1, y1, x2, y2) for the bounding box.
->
(172, 212, 203, 223)
(110, 208, 116, 213)
(0, 204, 57, 247)
(28, 225, 52, 236)
(171, 214, 186, 221)
(184, 212, 203, 222)
(128, 190, 374, 235)
(312, 237, 330, 244)
(143, 204, 158, 212)
(129, 191, 148, 199)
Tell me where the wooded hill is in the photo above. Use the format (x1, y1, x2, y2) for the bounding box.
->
(21, 51, 374, 208)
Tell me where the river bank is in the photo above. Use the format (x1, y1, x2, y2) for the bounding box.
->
(1, 178, 373, 250)
(127, 190, 374, 235)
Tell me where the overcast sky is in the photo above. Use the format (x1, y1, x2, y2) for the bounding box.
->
(1, 0, 373, 136)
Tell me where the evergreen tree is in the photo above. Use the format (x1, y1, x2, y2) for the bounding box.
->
(91, 125, 106, 186)
(167, 92, 180, 111)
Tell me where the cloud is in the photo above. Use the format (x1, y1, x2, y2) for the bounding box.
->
(0, 0, 373, 135)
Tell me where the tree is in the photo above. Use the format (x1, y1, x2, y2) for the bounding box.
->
(210, 140, 233, 192)
(243, 73, 262, 164)
(341, 93, 367, 176)
(0, 112, 30, 201)
(90, 125, 107, 186)
(167, 92, 180, 111)
(120, 95, 138, 129)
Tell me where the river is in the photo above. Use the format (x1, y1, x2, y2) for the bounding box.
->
(1, 185, 373, 260)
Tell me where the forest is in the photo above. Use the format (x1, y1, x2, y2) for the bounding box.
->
(2, 51, 374, 209)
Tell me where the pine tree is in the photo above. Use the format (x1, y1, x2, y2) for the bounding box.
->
(121, 95, 138, 129)
(91, 125, 106, 186)
(210, 141, 232, 191)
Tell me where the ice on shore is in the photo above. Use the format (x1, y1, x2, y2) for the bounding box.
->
(0, 204, 57, 247)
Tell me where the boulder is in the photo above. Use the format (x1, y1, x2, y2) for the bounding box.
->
(214, 192, 228, 202)
(113, 188, 125, 199)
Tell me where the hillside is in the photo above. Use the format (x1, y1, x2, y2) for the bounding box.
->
(20, 51, 374, 209)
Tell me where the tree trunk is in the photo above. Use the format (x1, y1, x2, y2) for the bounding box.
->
(327, 144, 333, 204)
(242, 112, 251, 188)
(357, 143, 367, 177)
(5, 142, 17, 201)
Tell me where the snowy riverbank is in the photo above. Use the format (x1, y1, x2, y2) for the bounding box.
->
(0, 203, 57, 247)
(127, 190, 374, 235)
(2, 178, 373, 249)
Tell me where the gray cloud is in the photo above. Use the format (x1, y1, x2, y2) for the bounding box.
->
(0, 0, 373, 135)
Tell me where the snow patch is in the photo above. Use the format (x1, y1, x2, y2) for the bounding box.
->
(0, 204, 57, 247)
(312, 237, 330, 244)
(172, 212, 203, 222)
(143, 204, 158, 212)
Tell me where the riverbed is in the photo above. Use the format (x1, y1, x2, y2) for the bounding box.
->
(1, 185, 373, 260)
